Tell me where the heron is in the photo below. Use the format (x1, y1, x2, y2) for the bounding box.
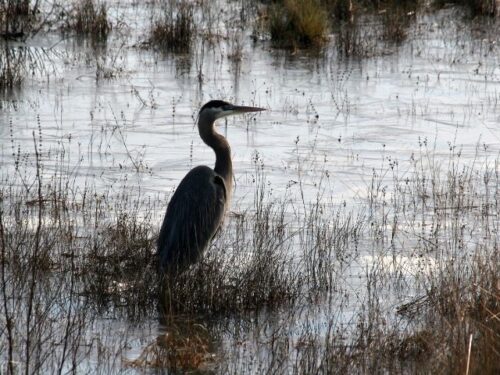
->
(158, 100, 266, 274)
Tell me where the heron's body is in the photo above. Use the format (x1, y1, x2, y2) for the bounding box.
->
(158, 166, 227, 272)
(158, 100, 264, 274)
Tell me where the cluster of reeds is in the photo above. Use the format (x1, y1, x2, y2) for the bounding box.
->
(357, 142, 500, 373)
(264, 0, 498, 54)
(0, 131, 160, 373)
(0, 47, 23, 91)
(149, 0, 195, 53)
(213, 142, 499, 374)
(0, 0, 113, 91)
(268, 0, 329, 49)
(64, 0, 111, 41)
(159, 158, 363, 316)
(264, 0, 419, 54)
(0, 0, 44, 91)
(0, 0, 40, 39)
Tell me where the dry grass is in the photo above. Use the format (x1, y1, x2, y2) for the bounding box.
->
(0, 0, 40, 39)
(334, 0, 420, 56)
(0, 131, 159, 372)
(380, 1, 417, 44)
(268, 0, 329, 49)
(0, 0, 50, 91)
(159, 166, 303, 315)
(63, 0, 111, 41)
(149, 0, 194, 53)
(0, 47, 24, 91)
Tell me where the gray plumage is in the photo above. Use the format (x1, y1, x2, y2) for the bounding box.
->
(158, 100, 265, 274)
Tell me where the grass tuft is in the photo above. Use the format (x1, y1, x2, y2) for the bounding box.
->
(149, 0, 195, 53)
(65, 0, 111, 40)
(380, 1, 417, 44)
(159, 175, 302, 315)
(0, 0, 40, 39)
(268, 0, 329, 49)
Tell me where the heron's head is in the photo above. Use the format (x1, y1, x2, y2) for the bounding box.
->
(199, 100, 266, 121)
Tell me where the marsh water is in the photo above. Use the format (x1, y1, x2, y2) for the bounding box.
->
(1, 1, 499, 373)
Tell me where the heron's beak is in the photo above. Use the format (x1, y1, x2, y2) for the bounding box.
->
(229, 104, 266, 114)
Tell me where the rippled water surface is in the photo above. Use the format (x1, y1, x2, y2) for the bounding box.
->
(2, 8, 498, 201)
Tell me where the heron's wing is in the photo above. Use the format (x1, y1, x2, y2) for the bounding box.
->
(158, 165, 227, 272)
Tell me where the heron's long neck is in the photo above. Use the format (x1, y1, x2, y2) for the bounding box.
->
(198, 115, 233, 192)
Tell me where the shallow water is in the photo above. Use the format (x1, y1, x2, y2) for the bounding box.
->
(1, 1, 499, 373)
(2, 9, 499, 204)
